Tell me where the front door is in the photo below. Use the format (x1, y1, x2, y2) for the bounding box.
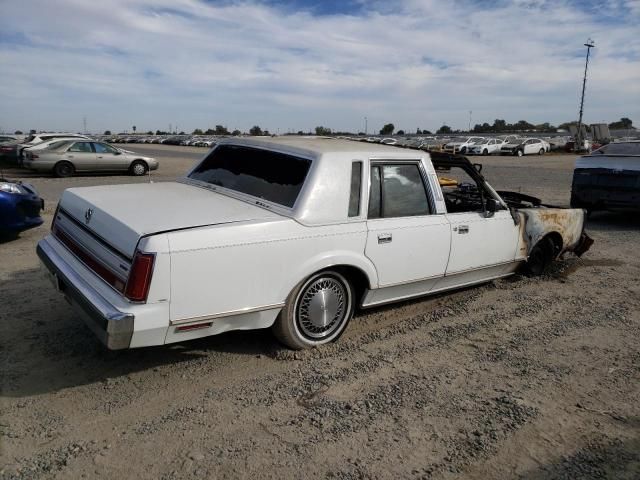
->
(445, 210, 520, 274)
(364, 162, 450, 287)
(92, 142, 127, 171)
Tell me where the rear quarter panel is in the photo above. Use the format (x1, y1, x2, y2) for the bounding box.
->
(166, 218, 374, 323)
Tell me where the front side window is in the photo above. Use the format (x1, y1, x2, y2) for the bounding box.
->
(368, 164, 430, 218)
(188, 145, 311, 208)
(68, 142, 93, 153)
(93, 142, 117, 154)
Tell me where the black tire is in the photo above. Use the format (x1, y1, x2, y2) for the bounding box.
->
(516, 149, 524, 157)
(130, 160, 148, 176)
(459, 147, 466, 154)
(272, 270, 355, 350)
(538, 148, 545, 155)
(482, 149, 488, 156)
(525, 238, 554, 276)
(54, 161, 74, 178)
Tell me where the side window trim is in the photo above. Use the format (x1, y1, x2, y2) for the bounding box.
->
(367, 159, 435, 219)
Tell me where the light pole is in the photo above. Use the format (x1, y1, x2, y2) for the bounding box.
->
(468, 110, 472, 132)
(576, 39, 595, 151)
(364, 117, 368, 135)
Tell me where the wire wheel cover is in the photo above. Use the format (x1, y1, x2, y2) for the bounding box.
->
(297, 277, 347, 339)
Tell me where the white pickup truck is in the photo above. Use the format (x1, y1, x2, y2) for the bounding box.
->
(38, 137, 592, 350)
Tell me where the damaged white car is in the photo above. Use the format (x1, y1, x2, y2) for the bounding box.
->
(38, 138, 592, 350)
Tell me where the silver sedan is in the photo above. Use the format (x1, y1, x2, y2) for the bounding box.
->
(23, 140, 158, 177)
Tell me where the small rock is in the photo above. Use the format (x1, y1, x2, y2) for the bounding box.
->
(189, 451, 205, 461)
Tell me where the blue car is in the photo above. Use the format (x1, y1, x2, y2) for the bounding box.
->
(0, 178, 44, 235)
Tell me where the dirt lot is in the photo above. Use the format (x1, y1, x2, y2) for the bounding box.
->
(1, 145, 639, 479)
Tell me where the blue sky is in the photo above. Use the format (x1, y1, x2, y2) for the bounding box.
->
(0, 0, 638, 134)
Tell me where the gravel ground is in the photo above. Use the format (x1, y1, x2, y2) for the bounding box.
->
(1, 145, 639, 479)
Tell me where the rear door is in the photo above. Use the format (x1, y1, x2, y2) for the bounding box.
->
(64, 141, 97, 171)
(365, 161, 450, 287)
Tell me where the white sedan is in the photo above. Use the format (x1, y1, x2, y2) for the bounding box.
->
(468, 138, 505, 155)
(37, 137, 592, 350)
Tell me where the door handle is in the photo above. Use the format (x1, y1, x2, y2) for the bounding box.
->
(457, 225, 469, 234)
(97, 156, 103, 159)
(377, 233, 392, 244)
(67, 155, 74, 158)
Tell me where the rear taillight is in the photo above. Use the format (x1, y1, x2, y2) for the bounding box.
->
(124, 251, 155, 302)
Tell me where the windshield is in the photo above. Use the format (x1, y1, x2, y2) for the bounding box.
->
(188, 144, 311, 208)
(506, 138, 524, 145)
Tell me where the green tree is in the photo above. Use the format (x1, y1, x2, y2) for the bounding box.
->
(192, 128, 204, 135)
(132, 125, 137, 133)
(608, 117, 633, 129)
(231, 129, 241, 136)
(146, 130, 154, 135)
(315, 126, 332, 135)
(436, 125, 452, 134)
(249, 125, 263, 136)
(103, 130, 112, 135)
(397, 129, 405, 135)
(379, 123, 394, 135)
(215, 125, 229, 135)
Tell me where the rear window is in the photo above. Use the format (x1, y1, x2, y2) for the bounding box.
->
(188, 145, 311, 208)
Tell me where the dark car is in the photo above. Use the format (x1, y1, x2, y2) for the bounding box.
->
(0, 178, 44, 236)
(571, 141, 640, 213)
(0, 142, 20, 164)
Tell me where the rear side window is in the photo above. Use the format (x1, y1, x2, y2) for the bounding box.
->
(348, 161, 362, 217)
(369, 164, 431, 218)
(68, 142, 93, 153)
(188, 145, 311, 208)
(596, 143, 640, 155)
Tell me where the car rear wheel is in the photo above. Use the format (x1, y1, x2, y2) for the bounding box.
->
(516, 149, 524, 157)
(538, 148, 545, 155)
(482, 149, 488, 155)
(130, 160, 148, 176)
(54, 161, 74, 178)
(273, 270, 354, 350)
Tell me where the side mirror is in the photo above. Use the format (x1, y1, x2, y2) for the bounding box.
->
(485, 198, 499, 218)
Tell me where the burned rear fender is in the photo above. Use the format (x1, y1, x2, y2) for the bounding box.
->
(518, 208, 591, 257)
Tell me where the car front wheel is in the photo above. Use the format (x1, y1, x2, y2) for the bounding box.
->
(538, 148, 545, 155)
(273, 270, 355, 350)
(516, 149, 524, 157)
(130, 160, 148, 176)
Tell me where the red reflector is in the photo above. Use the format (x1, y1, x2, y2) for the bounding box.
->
(176, 322, 213, 332)
(125, 251, 155, 302)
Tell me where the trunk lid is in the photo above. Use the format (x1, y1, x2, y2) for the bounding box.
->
(59, 181, 280, 257)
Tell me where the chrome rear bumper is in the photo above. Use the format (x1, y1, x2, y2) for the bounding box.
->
(37, 239, 134, 350)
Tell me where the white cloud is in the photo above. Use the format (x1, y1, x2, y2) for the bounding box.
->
(0, 0, 638, 133)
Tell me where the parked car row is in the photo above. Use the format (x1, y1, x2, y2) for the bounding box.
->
(0, 133, 159, 178)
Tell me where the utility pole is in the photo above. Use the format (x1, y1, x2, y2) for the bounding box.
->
(468, 110, 472, 132)
(83, 116, 87, 134)
(364, 117, 368, 135)
(576, 39, 595, 152)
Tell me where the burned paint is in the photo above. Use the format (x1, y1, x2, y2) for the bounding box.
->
(519, 208, 589, 257)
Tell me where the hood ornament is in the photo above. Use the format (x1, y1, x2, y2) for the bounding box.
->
(84, 208, 93, 224)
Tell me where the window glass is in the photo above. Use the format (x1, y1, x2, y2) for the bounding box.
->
(368, 166, 381, 219)
(348, 161, 362, 217)
(188, 145, 311, 208)
(93, 142, 117, 154)
(599, 143, 640, 155)
(68, 142, 93, 153)
(382, 165, 430, 217)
